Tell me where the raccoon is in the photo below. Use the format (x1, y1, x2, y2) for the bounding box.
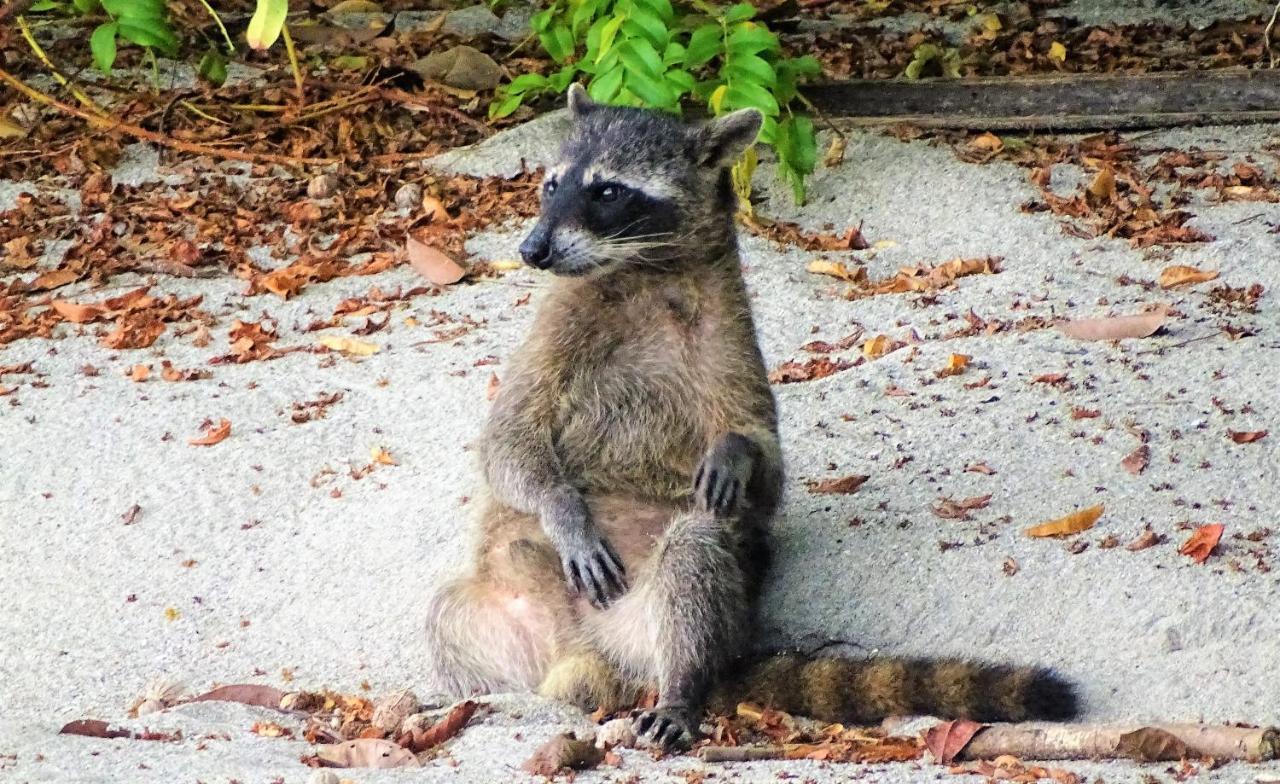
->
(423, 84, 1077, 749)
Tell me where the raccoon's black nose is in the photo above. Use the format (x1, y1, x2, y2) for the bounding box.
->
(519, 229, 554, 269)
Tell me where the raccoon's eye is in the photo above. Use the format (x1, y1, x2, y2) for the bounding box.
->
(596, 184, 624, 203)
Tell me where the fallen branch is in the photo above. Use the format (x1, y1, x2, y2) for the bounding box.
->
(0, 66, 340, 167)
(960, 722, 1280, 763)
(697, 746, 786, 762)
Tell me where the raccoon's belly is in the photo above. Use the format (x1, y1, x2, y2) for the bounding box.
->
(554, 378, 703, 499)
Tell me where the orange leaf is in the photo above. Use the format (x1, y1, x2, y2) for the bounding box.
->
(936, 353, 970, 377)
(1058, 309, 1167, 341)
(806, 475, 869, 495)
(924, 719, 984, 763)
(1158, 265, 1218, 289)
(51, 300, 104, 323)
(407, 236, 466, 285)
(1025, 505, 1103, 538)
(862, 334, 894, 359)
(129, 364, 150, 382)
(1228, 429, 1268, 444)
(1178, 523, 1224, 564)
(189, 419, 231, 446)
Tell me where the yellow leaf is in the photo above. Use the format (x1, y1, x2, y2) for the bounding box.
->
(0, 118, 28, 139)
(1048, 41, 1067, 63)
(982, 14, 1002, 33)
(1025, 505, 1103, 538)
(165, 607, 180, 621)
(326, 0, 383, 12)
(823, 135, 846, 168)
(862, 334, 892, 359)
(709, 84, 728, 115)
(319, 335, 379, 355)
(403, 316, 419, 327)
(1158, 265, 1218, 289)
(937, 353, 970, 377)
(489, 259, 523, 271)
(370, 446, 397, 465)
(246, 0, 288, 50)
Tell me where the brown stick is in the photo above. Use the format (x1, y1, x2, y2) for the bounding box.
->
(697, 745, 786, 762)
(960, 722, 1280, 763)
(0, 66, 339, 167)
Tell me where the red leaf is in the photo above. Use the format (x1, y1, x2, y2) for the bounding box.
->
(1228, 429, 1268, 444)
(60, 719, 133, 739)
(1120, 445, 1150, 475)
(805, 475, 869, 495)
(407, 236, 466, 285)
(1178, 524, 1224, 564)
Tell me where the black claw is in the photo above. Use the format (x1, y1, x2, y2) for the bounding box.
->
(694, 465, 705, 488)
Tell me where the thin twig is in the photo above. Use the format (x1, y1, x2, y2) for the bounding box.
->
(1266, 0, 1280, 69)
(194, 0, 236, 53)
(0, 65, 339, 167)
(281, 23, 306, 107)
(16, 15, 108, 115)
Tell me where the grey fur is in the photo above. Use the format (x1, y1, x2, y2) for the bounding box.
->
(424, 93, 781, 750)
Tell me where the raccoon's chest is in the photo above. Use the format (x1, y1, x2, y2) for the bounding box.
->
(554, 289, 716, 496)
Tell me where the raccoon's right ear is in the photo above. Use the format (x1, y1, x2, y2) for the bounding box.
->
(566, 83, 597, 119)
(696, 108, 763, 169)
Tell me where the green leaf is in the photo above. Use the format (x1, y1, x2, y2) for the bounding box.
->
(197, 49, 228, 85)
(723, 2, 755, 23)
(723, 80, 778, 115)
(489, 92, 525, 119)
(684, 23, 722, 68)
(617, 36, 663, 79)
(596, 14, 625, 63)
(662, 41, 685, 66)
(570, 0, 600, 35)
(724, 52, 775, 86)
(548, 65, 578, 91)
(665, 68, 695, 94)
(118, 20, 179, 53)
(71, 0, 97, 12)
(30, 0, 62, 11)
(757, 114, 777, 144)
(624, 69, 676, 108)
(632, 0, 673, 22)
(624, 6, 667, 50)
(531, 8, 554, 32)
(540, 24, 575, 62)
(506, 72, 550, 95)
(588, 63, 624, 102)
(726, 24, 776, 55)
(90, 22, 117, 74)
(245, 0, 288, 50)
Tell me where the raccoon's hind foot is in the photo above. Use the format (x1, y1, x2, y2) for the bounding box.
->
(634, 706, 696, 751)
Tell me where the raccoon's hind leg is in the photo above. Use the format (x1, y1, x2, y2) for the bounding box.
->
(424, 520, 571, 697)
(588, 508, 752, 749)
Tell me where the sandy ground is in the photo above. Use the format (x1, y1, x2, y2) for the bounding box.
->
(4, 106, 1280, 783)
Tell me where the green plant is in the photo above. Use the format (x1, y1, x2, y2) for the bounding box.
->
(492, 0, 822, 203)
(28, 0, 178, 74)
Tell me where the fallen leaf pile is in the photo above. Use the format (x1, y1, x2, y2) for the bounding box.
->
(699, 702, 924, 763)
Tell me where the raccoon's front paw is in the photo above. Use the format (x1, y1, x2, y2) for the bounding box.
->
(633, 707, 696, 751)
(694, 433, 756, 517)
(544, 488, 628, 608)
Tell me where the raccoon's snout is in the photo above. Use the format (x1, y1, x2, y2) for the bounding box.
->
(519, 224, 554, 270)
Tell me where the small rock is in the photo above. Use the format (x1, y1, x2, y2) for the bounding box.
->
(307, 771, 340, 784)
(441, 4, 502, 37)
(398, 711, 434, 735)
(411, 45, 502, 91)
(394, 183, 423, 211)
(594, 717, 637, 749)
(372, 689, 419, 733)
(307, 174, 339, 200)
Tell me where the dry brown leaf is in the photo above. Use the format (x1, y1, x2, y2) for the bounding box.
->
(768, 357, 854, 384)
(1120, 444, 1149, 475)
(188, 419, 231, 446)
(370, 446, 397, 466)
(1178, 523, 1224, 564)
(806, 475, 869, 495)
(193, 684, 286, 709)
(318, 335, 379, 356)
(1116, 727, 1188, 762)
(51, 300, 104, 324)
(1127, 529, 1161, 551)
(315, 738, 421, 768)
(1025, 505, 1103, 538)
(60, 719, 133, 739)
(965, 462, 996, 475)
(932, 494, 993, 521)
(1228, 429, 1268, 444)
(1158, 265, 1218, 289)
(407, 236, 466, 285)
(486, 372, 500, 401)
(1086, 167, 1116, 203)
(130, 364, 150, 382)
(923, 719, 984, 764)
(806, 259, 867, 283)
(1058, 309, 1167, 341)
(521, 733, 604, 776)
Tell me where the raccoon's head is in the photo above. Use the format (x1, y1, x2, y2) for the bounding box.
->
(518, 84, 762, 277)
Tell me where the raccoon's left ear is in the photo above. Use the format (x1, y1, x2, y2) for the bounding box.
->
(696, 108, 763, 168)
(566, 83, 597, 119)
